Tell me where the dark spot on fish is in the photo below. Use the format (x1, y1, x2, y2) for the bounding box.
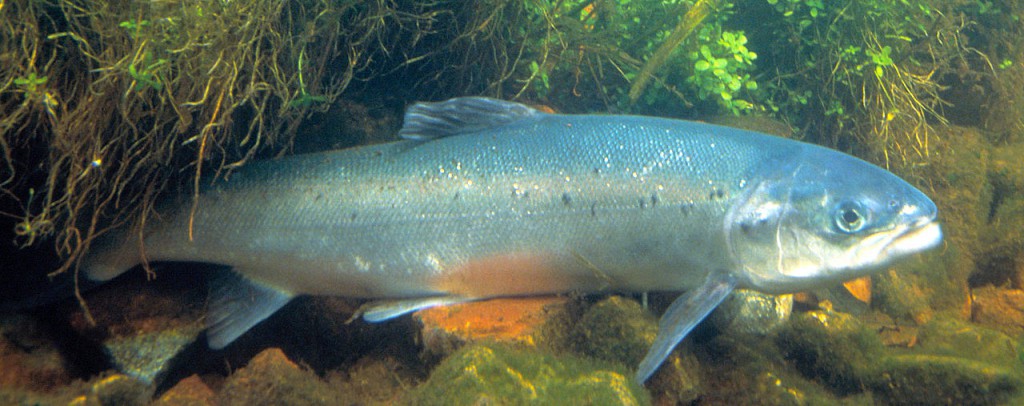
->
(709, 187, 725, 200)
(351, 212, 358, 221)
(593, 167, 601, 175)
(740, 222, 751, 234)
(650, 193, 659, 207)
(562, 192, 572, 206)
(638, 198, 646, 209)
(453, 192, 461, 201)
(590, 203, 597, 217)
(681, 201, 695, 215)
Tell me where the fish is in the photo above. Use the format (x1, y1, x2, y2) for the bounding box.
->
(83, 97, 942, 383)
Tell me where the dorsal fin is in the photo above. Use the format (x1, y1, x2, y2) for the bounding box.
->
(398, 97, 543, 140)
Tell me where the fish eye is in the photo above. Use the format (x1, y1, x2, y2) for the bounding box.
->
(833, 202, 866, 234)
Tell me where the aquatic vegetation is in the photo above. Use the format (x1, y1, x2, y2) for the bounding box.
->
(407, 342, 649, 405)
(686, 30, 758, 114)
(749, 0, 1006, 169)
(0, 0, 453, 289)
(1, 1, 1024, 402)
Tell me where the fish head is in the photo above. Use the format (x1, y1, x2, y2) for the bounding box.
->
(724, 145, 942, 294)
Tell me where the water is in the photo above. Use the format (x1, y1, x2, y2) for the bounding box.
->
(2, 0, 1023, 404)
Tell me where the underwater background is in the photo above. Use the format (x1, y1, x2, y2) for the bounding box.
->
(1, 0, 1023, 404)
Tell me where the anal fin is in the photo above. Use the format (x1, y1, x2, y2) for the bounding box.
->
(358, 296, 477, 323)
(206, 269, 293, 350)
(635, 272, 737, 383)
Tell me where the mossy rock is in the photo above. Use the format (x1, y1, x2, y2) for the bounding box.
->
(217, 348, 342, 406)
(701, 334, 859, 405)
(565, 295, 701, 402)
(780, 312, 1024, 403)
(915, 317, 1024, 369)
(569, 296, 658, 366)
(406, 342, 648, 405)
(775, 310, 884, 395)
(977, 141, 1024, 288)
(877, 125, 990, 319)
(871, 355, 1020, 405)
(865, 317, 1024, 403)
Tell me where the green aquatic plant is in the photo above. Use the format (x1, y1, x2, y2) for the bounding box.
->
(687, 30, 758, 114)
(754, 0, 972, 167)
(287, 49, 328, 109)
(126, 51, 167, 92)
(506, 0, 764, 115)
(13, 72, 48, 95)
(118, 18, 149, 37)
(0, 0, 457, 291)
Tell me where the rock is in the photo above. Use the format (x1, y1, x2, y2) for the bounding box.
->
(698, 334, 859, 405)
(217, 348, 344, 406)
(779, 313, 1024, 403)
(710, 289, 792, 336)
(326, 355, 417, 405)
(414, 297, 566, 358)
(69, 373, 152, 406)
(872, 354, 1021, 405)
(152, 375, 215, 406)
(775, 309, 884, 395)
(872, 318, 1024, 405)
(971, 286, 1024, 336)
(874, 267, 936, 325)
(569, 296, 657, 366)
(406, 342, 648, 405)
(0, 314, 72, 392)
(975, 162, 1024, 291)
(568, 295, 701, 403)
(877, 125, 989, 320)
(914, 318, 1022, 370)
(67, 268, 206, 385)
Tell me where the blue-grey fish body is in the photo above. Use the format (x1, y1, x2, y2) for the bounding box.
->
(85, 98, 941, 383)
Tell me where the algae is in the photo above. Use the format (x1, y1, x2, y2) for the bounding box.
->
(406, 342, 648, 406)
(568, 296, 658, 366)
(777, 309, 1024, 403)
(217, 348, 341, 406)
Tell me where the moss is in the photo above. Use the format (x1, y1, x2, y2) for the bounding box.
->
(775, 310, 884, 395)
(699, 334, 860, 405)
(568, 296, 658, 366)
(872, 355, 1020, 405)
(876, 125, 991, 320)
(778, 311, 1024, 403)
(217, 348, 343, 406)
(976, 141, 1024, 288)
(915, 318, 1023, 370)
(406, 342, 648, 405)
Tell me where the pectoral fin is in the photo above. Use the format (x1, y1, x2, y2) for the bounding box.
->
(635, 272, 737, 383)
(359, 296, 478, 322)
(206, 269, 293, 350)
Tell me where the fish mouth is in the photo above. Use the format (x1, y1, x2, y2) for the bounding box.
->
(880, 219, 942, 260)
